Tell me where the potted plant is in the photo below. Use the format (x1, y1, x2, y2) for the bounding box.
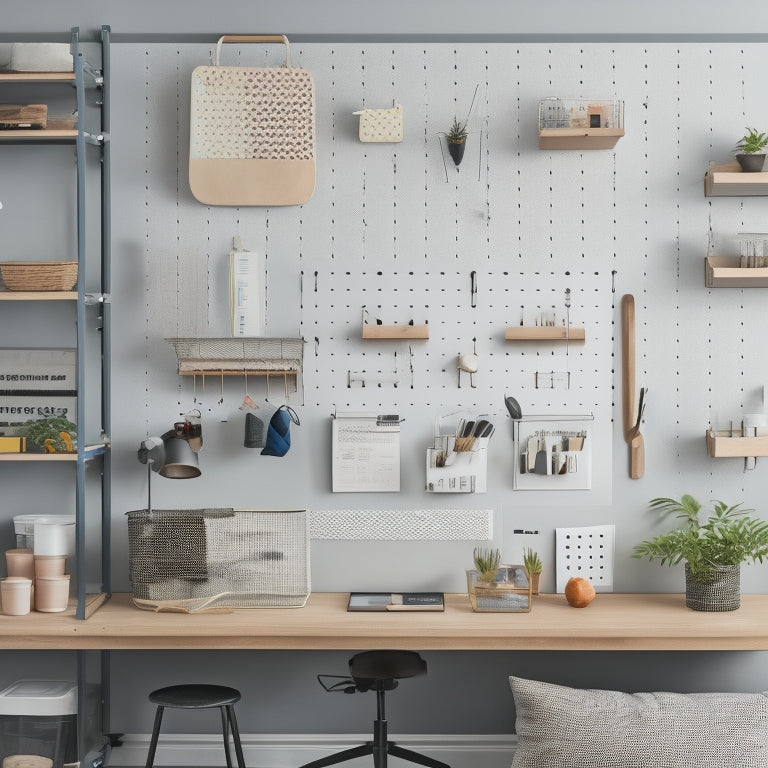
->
(446, 117, 468, 166)
(473, 546, 501, 583)
(522, 547, 542, 595)
(633, 495, 768, 611)
(734, 127, 768, 172)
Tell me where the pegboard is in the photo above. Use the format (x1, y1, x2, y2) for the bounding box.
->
(108, 40, 768, 589)
(555, 524, 616, 593)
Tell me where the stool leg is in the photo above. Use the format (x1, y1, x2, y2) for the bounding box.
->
(220, 707, 233, 768)
(225, 704, 247, 768)
(145, 706, 165, 768)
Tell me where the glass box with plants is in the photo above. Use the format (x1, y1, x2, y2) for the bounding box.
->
(633, 495, 768, 611)
(20, 416, 77, 453)
(466, 547, 532, 613)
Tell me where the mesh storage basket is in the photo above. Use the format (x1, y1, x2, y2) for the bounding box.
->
(684, 562, 740, 612)
(127, 508, 310, 612)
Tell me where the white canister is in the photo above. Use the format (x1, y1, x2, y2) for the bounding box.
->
(1, 577, 32, 616)
(35, 575, 70, 612)
(33, 517, 75, 557)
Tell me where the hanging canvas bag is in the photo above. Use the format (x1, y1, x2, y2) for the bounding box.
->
(189, 34, 316, 206)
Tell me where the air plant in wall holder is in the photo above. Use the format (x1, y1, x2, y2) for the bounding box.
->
(439, 84, 481, 180)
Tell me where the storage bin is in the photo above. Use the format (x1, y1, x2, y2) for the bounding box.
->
(127, 508, 311, 611)
(0, 680, 77, 768)
(13, 517, 74, 556)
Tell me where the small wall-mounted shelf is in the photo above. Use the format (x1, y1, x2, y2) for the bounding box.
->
(538, 98, 624, 150)
(538, 128, 624, 150)
(505, 326, 586, 341)
(705, 162, 768, 197)
(706, 429, 768, 458)
(362, 324, 429, 340)
(166, 337, 304, 377)
(705, 256, 768, 287)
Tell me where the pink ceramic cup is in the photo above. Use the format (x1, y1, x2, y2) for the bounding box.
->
(1, 576, 32, 615)
(34, 555, 67, 579)
(35, 574, 70, 612)
(5, 548, 35, 580)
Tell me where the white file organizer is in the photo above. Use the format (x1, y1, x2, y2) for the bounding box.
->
(425, 412, 490, 493)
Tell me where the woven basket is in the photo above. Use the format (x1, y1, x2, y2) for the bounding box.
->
(684, 562, 740, 612)
(0, 261, 78, 291)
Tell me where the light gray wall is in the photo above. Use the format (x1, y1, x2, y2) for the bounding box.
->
(4, 0, 768, 746)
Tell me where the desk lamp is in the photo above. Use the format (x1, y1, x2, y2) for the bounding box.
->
(137, 424, 201, 512)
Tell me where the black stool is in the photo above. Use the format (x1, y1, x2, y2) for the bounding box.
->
(299, 650, 450, 768)
(145, 684, 246, 768)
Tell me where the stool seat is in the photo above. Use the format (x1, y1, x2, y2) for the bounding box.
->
(149, 684, 241, 709)
(145, 684, 245, 768)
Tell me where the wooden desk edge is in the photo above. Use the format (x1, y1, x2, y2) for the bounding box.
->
(0, 592, 766, 651)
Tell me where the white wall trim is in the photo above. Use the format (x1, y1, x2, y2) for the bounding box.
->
(111, 732, 516, 768)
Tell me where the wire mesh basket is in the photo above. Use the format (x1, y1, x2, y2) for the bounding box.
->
(127, 508, 310, 612)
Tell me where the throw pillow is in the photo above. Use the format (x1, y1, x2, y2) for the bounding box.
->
(509, 676, 768, 768)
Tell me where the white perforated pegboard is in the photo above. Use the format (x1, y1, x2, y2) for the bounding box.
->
(555, 524, 615, 593)
(110, 41, 768, 592)
(309, 509, 493, 540)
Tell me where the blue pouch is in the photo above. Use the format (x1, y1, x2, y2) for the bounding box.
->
(261, 405, 300, 457)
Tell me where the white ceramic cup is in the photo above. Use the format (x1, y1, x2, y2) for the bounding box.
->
(1, 576, 32, 615)
(34, 555, 67, 579)
(35, 574, 70, 612)
(5, 548, 35, 580)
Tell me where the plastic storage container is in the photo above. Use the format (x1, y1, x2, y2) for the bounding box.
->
(0, 680, 77, 768)
(12, 517, 75, 556)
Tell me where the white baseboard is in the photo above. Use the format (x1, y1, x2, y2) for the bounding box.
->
(111, 732, 516, 768)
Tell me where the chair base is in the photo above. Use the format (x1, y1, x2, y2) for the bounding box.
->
(299, 737, 450, 768)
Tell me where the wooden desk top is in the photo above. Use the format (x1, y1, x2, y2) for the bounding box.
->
(0, 592, 767, 651)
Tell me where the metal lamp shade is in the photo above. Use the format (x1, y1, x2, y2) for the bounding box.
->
(158, 437, 201, 479)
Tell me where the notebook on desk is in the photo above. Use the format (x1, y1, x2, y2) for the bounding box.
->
(347, 592, 445, 612)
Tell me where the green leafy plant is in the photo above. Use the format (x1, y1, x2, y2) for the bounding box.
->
(473, 546, 501, 583)
(735, 127, 768, 155)
(633, 495, 768, 581)
(21, 416, 77, 453)
(522, 547, 542, 576)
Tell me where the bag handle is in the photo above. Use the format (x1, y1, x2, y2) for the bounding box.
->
(215, 34, 291, 67)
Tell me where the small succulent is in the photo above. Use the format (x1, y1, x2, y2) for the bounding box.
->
(473, 546, 501, 583)
(447, 117, 468, 144)
(523, 547, 542, 576)
(735, 127, 768, 155)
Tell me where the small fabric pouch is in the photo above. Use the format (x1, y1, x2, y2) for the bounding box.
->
(261, 405, 300, 457)
(353, 104, 403, 143)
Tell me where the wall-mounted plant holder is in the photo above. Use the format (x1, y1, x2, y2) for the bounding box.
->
(538, 97, 624, 150)
(705, 232, 768, 286)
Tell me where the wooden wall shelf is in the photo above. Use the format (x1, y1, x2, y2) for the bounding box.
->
(705, 256, 768, 287)
(505, 326, 585, 341)
(706, 429, 768, 458)
(538, 128, 624, 150)
(705, 161, 768, 196)
(362, 324, 429, 340)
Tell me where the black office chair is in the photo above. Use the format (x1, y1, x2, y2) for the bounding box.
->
(299, 650, 450, 768)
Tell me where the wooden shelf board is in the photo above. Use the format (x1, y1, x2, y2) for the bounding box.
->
(0, 128, 77, 141)
(2, 592, 768, 650)
(362, 324, 429, 340)
(0, 290, 77, 301)
(705, 161, 768, 196)
(538, 128, 624, 150)
(0, 71, 75, 83)
(177, 368, 299, 377)
(505, 326, 586, 341)
(706, 429, 768, 458)
(705, 256, 768, 287)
